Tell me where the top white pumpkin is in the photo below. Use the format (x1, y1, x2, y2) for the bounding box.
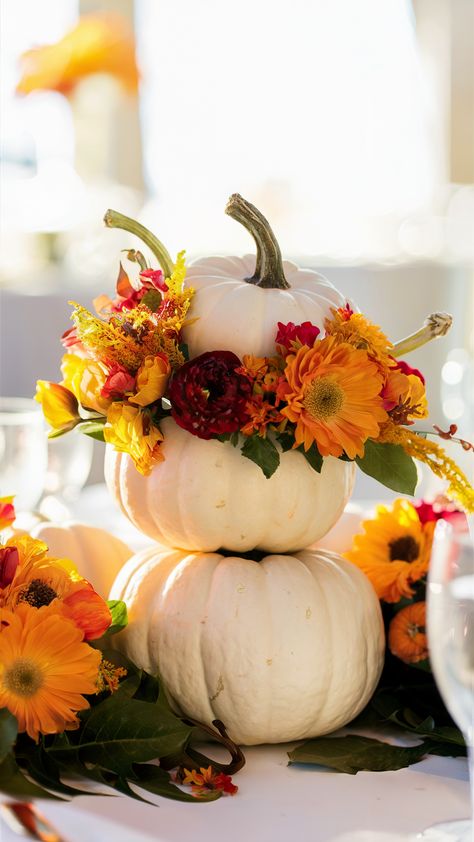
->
(183, 254, 346, 359)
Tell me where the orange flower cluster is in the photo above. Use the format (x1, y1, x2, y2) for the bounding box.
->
(0, 505, 122, 741)
(237, 355, 285, 437)
(180, 765, 238, 797)
(345, 497, 464, 667)
(36, 252, 193, 476)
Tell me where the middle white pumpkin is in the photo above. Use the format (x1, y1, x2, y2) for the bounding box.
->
(105, 417, 355, 552)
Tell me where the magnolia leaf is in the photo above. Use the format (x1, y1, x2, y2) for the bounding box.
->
(75, 698, 192, 775)
(0, 753, 64, 800)
(24, 745, 91, 797)
(0, 709, 17, 763)
(288, 735, 432, 774)
(299, 443, 323, 473)
(241, 435, 280, 479)
(356, 441, 418, 495)
(105, 600, 128, 636)
(276, 431, 294, 452)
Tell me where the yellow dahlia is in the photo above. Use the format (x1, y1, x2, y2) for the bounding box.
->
(344, 499, 435, 602)
(277, 336, 387, 458)
(61, 353, 111, 415)
(0, 603, 101, 741)
(324, 306, 392, 368)
(104, 402, 164, 475)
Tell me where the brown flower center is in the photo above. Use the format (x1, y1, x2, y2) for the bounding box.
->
(20, 579, 58, 608)
(388, 535, 420, 563)
(303, 378, 344, 420)
(4, 658, 44, 697)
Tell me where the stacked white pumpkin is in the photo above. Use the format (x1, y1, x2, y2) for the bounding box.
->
(107, 196, 385, 745)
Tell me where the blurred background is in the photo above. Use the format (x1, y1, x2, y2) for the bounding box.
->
(0, 0, 473, 506)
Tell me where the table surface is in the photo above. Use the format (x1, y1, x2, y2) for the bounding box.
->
(1, 487, 470, 842)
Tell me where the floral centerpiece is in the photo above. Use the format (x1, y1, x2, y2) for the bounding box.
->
(35, 198, 474, 514)
(0, 499, 242, 802)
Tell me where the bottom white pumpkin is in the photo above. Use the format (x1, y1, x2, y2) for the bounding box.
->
(109, 547, 385, 746)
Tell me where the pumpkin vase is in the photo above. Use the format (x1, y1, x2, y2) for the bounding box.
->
(109, 546, 385, 745)
(105, 417, 355, 552)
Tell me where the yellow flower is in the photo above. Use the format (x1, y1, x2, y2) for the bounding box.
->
(104, 403, 164, 476)
(344, 499, 435, 602)
(0, 602, 101, 741)
(35, 381, 80, 432)
(277, 336, 387, 459)
(325, 306, 392, 369)
(129, 354, 170, 407)
(61, 353, 111, 415)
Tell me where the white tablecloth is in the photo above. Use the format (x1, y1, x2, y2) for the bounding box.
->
(1, 487, 470, 842)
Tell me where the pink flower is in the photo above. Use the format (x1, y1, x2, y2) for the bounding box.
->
(139, 268, 167, 292)
(0, 546, 19, 589)
(276, 321, 321, 351)
(391, 358, 425, 385)
(415, 497, 467, 531)
(0, 497, 15, 530)
(101, 364, 136, 400)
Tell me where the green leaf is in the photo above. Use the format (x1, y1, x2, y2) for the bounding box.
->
(299, 443, 323, 473)
(356, 440, 417, 495)
(141, 289, 162, 312)
(24, 745, 91, 797)
(0, 753, 64, 800)
(241, 435, 280, 478)
(288, 735, 432, 774)
(77, 419, 106, 442)
(276, 431, 295, 452)
(105, 600, 128, 636)
(0, 708, 17, 763)
(73, 698, 192, 775)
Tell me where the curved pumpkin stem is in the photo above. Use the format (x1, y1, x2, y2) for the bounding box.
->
(225, 193, 290, 290)
(182, 717, 246, 774)
(104, 209, 174, 279)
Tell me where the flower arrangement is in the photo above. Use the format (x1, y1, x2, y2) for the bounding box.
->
(286, 496, 469, 774)
(35, 206, 474, 512)
(0, 499, 242, 802)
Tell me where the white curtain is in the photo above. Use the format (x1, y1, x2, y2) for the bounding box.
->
(136, 0, 437, 259)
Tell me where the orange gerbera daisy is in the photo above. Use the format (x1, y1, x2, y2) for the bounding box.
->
(324, 307, 392, 369)
(0, 603, 101, 741)
(388, 602, 428, 664)
(344, 499, 435, 603)
(5, 547, 111, 640)
(277, 336, 387, 458)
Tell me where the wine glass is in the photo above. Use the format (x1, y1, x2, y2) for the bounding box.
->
(421, 519, 474, 841)
(0, 397, 47, 512)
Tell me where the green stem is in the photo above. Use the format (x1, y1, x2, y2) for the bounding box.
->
(225, 193, 290, 289)
(104, 209, 174, 278)
(392, 312, 453, 357)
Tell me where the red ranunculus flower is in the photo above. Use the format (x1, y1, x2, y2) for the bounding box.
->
(101, 363, 136, 399)
(0, 546, 19, 589)
(392, 358, 426, 385)
(169, 351, 251, 439)
(139, 268, 167, 292)
(276, 321, 320, 351)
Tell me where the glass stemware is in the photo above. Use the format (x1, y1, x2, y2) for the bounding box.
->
(421, 520, 474, 841)
(0, 397, 47, 512)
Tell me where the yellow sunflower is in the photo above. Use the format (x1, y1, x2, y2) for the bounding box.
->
(277, 336, 387, 458)
(324, 306, 392, 368)
(0, 603, 101, 741)
(344, 499, 435, 602)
